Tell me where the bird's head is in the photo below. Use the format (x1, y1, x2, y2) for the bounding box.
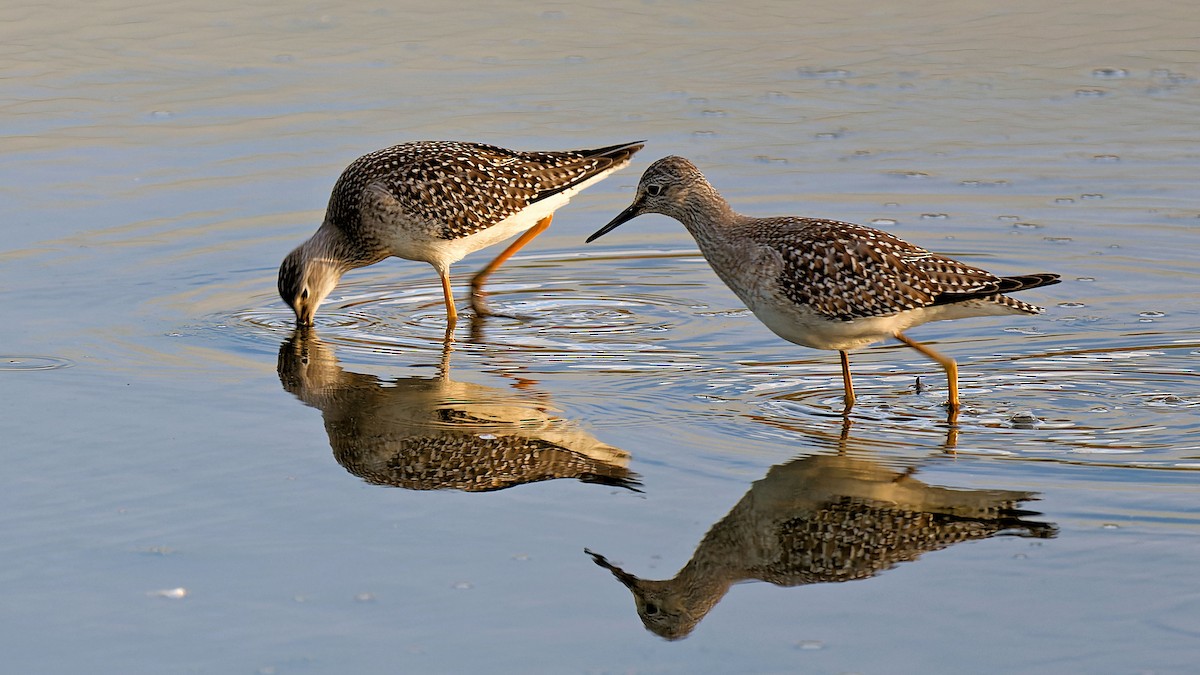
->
(586, 156, 709, 243)
(278, 246, 342, 327)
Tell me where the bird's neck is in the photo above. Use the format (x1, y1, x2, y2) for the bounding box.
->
(304, 221, 378, 271)
(674, 186, 743, 248)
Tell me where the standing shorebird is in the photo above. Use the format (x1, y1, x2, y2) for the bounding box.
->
(279, 140, 643, 327)
(587, 156, 1060, 411)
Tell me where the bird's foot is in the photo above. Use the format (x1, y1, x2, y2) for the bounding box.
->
(469, 289, 530, 322)
(469, 289, 493, 318)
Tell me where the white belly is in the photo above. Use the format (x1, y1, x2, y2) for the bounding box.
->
(748, 293, 1029, 352)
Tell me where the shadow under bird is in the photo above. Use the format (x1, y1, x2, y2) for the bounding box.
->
(587, 156, 1060, 411)
(587, 452, 1057, 640)
(279, 140, 643, 327)
(277, 330, 639, 492)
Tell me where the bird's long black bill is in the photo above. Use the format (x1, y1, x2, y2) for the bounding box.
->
(585, 201, 642, 243)
(584, 548, 640, 590)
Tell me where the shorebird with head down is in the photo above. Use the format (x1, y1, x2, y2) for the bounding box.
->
(279, 140, 643, 328)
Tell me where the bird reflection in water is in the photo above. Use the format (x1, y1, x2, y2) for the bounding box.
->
(277, 329, 639, 491)
(586, 430, 1055, 639)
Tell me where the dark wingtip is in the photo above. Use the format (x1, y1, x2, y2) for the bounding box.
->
(584, 140, 646, 164)
(998, 273, 1062, 293)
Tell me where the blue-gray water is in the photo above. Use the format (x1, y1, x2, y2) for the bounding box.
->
(3, 1, 1199, 673)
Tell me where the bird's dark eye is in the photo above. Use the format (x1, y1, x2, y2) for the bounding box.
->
(645, 184, 663, 197)
(644, 603, 660, 616)
(301, 288, 309, 300)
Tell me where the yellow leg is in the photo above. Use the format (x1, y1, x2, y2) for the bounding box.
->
(893, 332, 959, 410)
(839, 350, 856, 411)
(470, 215, 554, 316)
(440, 270, 458, 326)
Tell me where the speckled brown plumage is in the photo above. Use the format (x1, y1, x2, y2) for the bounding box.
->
(587, 453, 1056, 639)
(277, 330, 639, 492)
(588, 155, 1061, 409)
(328, 140, 638, 241)
(279, 140, 643, 326)
(756, 218, 1059, 321)
(332, 432, 636, 492)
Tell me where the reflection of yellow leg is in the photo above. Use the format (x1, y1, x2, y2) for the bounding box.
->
(438, 324, 454, 376)
(839, 350, 856, 411)
(470, 215, 554, 316)
(894, 332, 959, 410)
(440, 270, 458, 326)
(944, 406, 960, 451)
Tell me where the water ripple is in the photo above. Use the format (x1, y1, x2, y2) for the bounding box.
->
(0, 355, 75, 372)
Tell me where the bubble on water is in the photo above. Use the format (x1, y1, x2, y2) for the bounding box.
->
(692, 130, 716, 139)
(1013, 222, 1043, 229)
(1101, 523, 1120, 530)
(1138, 311, 1165, 318)
(1092, 154, 1120, 163)
(1092, 67, 1128, 79)
(150, 110, 174, 119)
(884, 202, 901, 208)
(815, 131, 842, 139)
(887, 171, 929, 179)
(797, 68, 850, 79)
(871, 218, 897, 226)
(998, 215, 1021, 221)
(452, 582, 473, 590)
(753, 155, 788, 164)
(1076, 276, 1095, 282)
(961, 179, 1009, 187)
(1043, 236, 1073, 243)
(1081, 193, 1104, 199)
(1075, 88, 1108, 97)
(1056, 197, 1075, 204)
(921, 213, 948, 220)
(701, 109, 727, 117)
(795, 640, 825, 651)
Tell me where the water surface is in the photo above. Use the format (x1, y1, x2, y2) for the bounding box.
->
(3, 1, 1199, 673)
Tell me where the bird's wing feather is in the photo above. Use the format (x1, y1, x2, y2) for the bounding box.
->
(336, 142, 622, 240)
(762, 218, 1006, 320)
